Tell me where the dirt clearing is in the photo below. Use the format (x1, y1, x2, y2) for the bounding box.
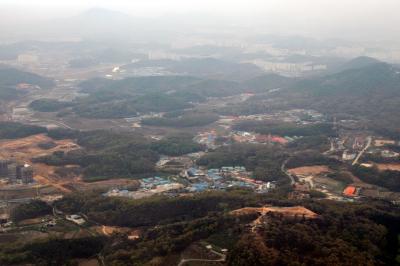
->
(0, 133, 79, 162)
(376, 163, 400, 171)
(231, 205, 319, 219)
(0, 134, 80, 193)
(288, 165, 331, 176)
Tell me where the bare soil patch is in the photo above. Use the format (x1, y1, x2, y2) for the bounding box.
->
(288, 165, 331, 176)
(0, 134, 81, 193)
(376, 163, 400, 171)
(70, 178, 140, 191)
(0, 134, 79, 161)
(77, 259, 100, 266)
(231, 205, 319, 219)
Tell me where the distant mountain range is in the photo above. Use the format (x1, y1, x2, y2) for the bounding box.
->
(0, 67, 54, 89)
(0, 8, 229, 43)
(336, 56, 382, 72)
(296, 61, 400, 96)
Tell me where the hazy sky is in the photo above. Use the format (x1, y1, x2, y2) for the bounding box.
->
(2, 0, 399, 17)
(1, 0, 400, 41)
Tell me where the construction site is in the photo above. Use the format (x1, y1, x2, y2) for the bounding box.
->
(0, 134, 80, 194)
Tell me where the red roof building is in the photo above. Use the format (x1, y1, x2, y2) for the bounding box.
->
(343, 186, 357, 197)
(270, 136, 288, 144)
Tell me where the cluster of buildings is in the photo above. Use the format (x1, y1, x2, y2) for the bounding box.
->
(288, 169, 343, 201)
(194, 130, 219, 149)
(231, 131, 290, 145)
(194, 130, 294, 149)
(104, 165, 277, 200)
(11, 105, 33, 121)
(289, 182, 312, 200)
(380, 149, 400, 158)
(16, 83, 40, 91)
(17, 53, 39, 64)
(0, 160, 34, 184)
(339, 136, 400, 162)
(199, 109, 326, 148)
(342, 150, 357, 161)
(218, 109, 325, 126)
(104, 176, 184, 199)
(183, 166, 276, 193)
(248, 60, 327, 77)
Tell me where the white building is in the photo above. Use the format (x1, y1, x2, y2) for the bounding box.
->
(66, 214, 86, 225)
(342, 150, 356, 161)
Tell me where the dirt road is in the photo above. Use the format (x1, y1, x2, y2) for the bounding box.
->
(178, 249, 226, 266)
(34, 174, 72, 193)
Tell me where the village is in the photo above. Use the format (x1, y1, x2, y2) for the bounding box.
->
(103, 165, 277, 200)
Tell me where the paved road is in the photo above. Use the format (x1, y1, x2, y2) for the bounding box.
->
(281, 158, 296, 185)
(323, 138, 336, 155)
(352, 136, 372, 166)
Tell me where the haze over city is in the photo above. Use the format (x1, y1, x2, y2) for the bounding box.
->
(1, 0, 400, 42)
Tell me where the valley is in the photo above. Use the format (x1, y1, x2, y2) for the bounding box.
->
(0, 10, 399, 265)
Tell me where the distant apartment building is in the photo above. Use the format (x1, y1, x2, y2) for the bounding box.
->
(148, 51, 181, 60)
(0, 160, 34, 184)
(248, 60, 327, 75)
(18, 164, 34, 184)
(17, 53, 39, 64)
(0, 160, 9, 177)
(0, 160, 16, 181)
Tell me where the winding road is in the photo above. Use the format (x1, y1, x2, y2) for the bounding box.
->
(281, 158, 296, 185)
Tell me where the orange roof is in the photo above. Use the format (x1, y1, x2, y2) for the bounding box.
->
(271, 136, 288, 144)
(343, 186, 356, 196)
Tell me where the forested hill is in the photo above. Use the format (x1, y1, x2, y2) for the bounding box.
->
(79, 75, 199, 94)
(243, 73, 295, 92)
(333, 56, 382, 72)
(79, 75, 243, 97)
(295, 63, 400, 96)
(0, 68, 54, 89)
(72, 76, 244, 118)
(0, 68, 55, 100)
(279, 62, 400, 138)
